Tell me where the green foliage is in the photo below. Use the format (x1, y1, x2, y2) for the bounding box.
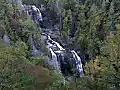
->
(83, 25, 120, 89)
(1, 0, 120, 90)
(19, 16, 39, 41)
(0, 0, 55, 89)
(0, 43, 33, 89)
(54, 0, 120, 89)
(0, 0, 14, 36)
(22, 0, 50, 5)
(46, 72, 70, 90)
(0, 43, 60, 90)
(59, 0, 120, 59)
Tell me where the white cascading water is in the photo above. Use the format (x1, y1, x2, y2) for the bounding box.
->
(26, 5, 83, 76)
(71, 50, 83, 77)
(49, 48, 60, 71)
(48, 36, 65, 51)
(47, 36, 63, 71)
(31, 5, 43, 21)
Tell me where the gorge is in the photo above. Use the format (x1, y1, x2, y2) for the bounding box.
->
(0, 0, 120, 90)
(20, 4, 84, 77)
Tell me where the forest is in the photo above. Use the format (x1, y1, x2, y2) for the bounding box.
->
(0, 0, 120, 90)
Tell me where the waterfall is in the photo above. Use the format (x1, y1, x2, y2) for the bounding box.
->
(71, 50, 83, 77)
(31, 5, 43, 21)
(25, 4, 84, 77)
(27, 5, 43, 23)
(48, 36, 65, 51)
(47, 36, 61, 71)
(49, 48, 60, 71)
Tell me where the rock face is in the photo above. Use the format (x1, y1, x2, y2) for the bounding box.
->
(3, 33, 11, 47)
(24, 5, 83, 77)
(12, 0, 24, 10)
(29, 35, 42, 58)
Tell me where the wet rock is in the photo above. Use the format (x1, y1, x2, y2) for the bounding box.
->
(29, 35, 43, 57)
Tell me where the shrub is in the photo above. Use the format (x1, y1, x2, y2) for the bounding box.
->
(0, 43, 52, 90)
